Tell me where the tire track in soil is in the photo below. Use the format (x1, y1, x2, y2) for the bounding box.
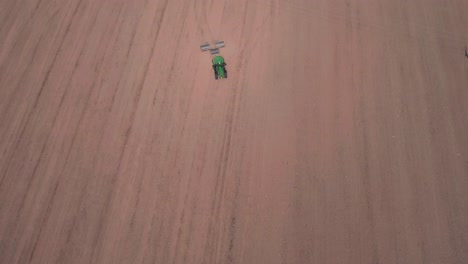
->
(202, 1, 264, 262)
(1, 0, 105, 262)
(0, 2, 90, 250)
(89, 0, 170, 262)
(0, 0, 81, 185)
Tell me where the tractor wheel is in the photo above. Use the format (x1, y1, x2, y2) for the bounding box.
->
(214, 69, 218, 80)
(224, 67, 228, 78)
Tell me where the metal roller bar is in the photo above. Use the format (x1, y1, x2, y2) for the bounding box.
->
(214, 41, 225, 48)
(200, 43, 210, 51)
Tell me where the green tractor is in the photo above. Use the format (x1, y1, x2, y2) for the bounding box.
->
(200, 40, 228, 80)
(212, 55, 227, 79)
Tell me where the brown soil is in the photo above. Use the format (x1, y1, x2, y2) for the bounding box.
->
(1, 0, 467, 263)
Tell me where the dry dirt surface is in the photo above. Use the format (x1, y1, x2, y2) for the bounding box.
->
(1, 0, 468, 263)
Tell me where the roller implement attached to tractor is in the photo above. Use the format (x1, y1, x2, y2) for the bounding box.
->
(200, 40, 227, 80)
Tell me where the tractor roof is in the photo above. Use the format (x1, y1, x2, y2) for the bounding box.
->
(212, 55, 225, 64)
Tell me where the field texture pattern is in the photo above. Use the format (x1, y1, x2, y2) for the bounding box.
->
(1, 0, 467, 263)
